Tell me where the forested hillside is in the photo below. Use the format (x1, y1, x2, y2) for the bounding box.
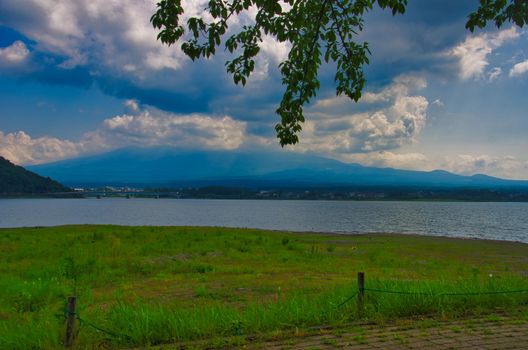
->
(0, 156, 70, 194)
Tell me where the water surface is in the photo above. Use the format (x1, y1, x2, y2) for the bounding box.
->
(0, 198, 527, 242)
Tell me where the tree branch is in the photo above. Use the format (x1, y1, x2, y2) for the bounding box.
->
(299, 0, 330, 101)
(329, 0, 353, 61)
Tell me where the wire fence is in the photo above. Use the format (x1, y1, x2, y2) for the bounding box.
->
(59, 309, 131, 341)
(59, 272, 528, 347)
(362, 287, 528, 297)
(332, 275, 528, 309)
(335, 291, 358, 308)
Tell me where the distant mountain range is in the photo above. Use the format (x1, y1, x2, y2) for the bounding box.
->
(0, 156, 70, 194)
(28, 147, 528, 189)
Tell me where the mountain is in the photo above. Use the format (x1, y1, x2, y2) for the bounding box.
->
(0, 156, 70, 194)
(28, 147, 528, 189)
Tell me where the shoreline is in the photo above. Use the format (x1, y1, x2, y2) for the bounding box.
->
(1, 224, 527, 246)
(3, 195, 528, 203)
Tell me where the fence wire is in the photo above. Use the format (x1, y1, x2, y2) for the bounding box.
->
(363, 287, 528, 296)
(335, 291, 358, 308)
(59, 286, 528, 342)
(61, 309, 131, 341)
(334, 287, 528, 309)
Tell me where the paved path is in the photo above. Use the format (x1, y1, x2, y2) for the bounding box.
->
(147, 315, 528, 349)
(255, 316, 528, 350)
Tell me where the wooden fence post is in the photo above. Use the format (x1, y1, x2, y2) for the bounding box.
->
(357, 272, 365, 315)
(64, 296, 77, 348)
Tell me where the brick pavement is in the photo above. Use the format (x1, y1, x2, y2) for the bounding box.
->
(147, 315, 528, 349)
(250, 316, 528, 350)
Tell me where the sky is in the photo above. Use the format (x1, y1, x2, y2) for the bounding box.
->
(0, 0, 527, 179)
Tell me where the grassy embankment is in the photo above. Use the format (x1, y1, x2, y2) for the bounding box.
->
(0, 225, 527, 349)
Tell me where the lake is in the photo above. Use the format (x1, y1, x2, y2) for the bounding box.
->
(0, 198, 527, 242)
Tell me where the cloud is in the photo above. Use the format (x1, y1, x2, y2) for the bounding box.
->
(341, 151, 430, 170)
(316, 75, 427, 108)
(0, 1, 292, 79)
(509, 59, 528, 77)
(0, 40, 29, 63)
(3, 102, 528, 179)
(0, 131, 82, 165)
(488, 67, 502, 81)
(300, 75, 428, 154)
(0, 0, 296, 118)
(97, 110, 246, 150)
(259, 35, 290, 64)
(431, 99, 444, 107)
(124, 99, 140, 113)
(337, 152, 528, 180)
(0, 0, 189, 75)
(442, 154, 528, 179)
(0, 104, 246, 165)
(252, 35, 291, 81)
(0, 73, 431, 168)
(449, 27, 519, 80)
(333, 152, 528, 180)
(363, 75, 428, 104)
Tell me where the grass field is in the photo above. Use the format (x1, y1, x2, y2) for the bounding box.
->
(0, 225, 527, 349)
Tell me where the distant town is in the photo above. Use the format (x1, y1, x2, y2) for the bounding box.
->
(69, 185, 528, 202)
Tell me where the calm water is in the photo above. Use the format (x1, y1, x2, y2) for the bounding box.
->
(0, 198, 527, 242)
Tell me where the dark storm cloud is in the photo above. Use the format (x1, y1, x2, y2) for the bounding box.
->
(0, 0, 479, 120)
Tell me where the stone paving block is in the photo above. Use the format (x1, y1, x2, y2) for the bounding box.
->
(428, 337, 459, 345)
(237, 316, 528, 350)
(405, 340, 434, 348)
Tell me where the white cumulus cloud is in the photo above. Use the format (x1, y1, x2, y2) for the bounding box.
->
(442, 154, 528, 179)
(316, 75, 427, 108)
(338, 153, 528, 179)
(0, 104, 246, 165)
(449, 27, 519, 80)
(98, 110, 246, 150)
(488, 67, 502, 81)
(431, 99, 444, 107)
(299, 75, 428, 155)
(124, 99, 140, 113)
(0, 131, 82, 165)
(0, 0, 295, 82)
(0, 0, 191, 74)
(509, 59, 528, 77)
(0, 41, 29, 63)
(252, 35, 292, 81)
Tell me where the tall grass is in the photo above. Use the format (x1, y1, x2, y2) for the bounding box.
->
(88, 277, 528, 347)
(1, 278, 527, 348)
(0, 315, 61, 350)
(363, 277, 528, 319)
(1, 225, 527, 349)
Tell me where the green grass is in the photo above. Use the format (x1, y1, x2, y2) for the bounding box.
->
(0, 225, 527, 349)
